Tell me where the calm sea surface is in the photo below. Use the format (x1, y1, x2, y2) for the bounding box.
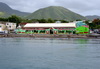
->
(0, 38, 100, 69)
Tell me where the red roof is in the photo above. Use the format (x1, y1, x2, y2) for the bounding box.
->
(19, 23, 27, 25)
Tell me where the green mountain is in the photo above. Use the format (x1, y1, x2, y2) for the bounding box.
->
(26, 6, 86, 21)
(0, 2, 30, 17)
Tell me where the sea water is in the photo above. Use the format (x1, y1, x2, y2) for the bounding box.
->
(0, 38, 100, 69)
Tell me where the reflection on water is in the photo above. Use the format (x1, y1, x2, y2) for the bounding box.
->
(75, 39, 88, 44)
(0, 38, 100, 69)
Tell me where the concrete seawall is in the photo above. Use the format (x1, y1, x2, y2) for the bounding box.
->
(0, 34, 95, 38)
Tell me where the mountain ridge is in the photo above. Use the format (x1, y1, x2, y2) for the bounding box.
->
(0, 2, 30, 17)
(26, 6, 86, 21)
(0, 2, 86, 21)
(86, 15, 100, 20)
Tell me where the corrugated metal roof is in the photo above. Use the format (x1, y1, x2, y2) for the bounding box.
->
(24, 23, 76, 28)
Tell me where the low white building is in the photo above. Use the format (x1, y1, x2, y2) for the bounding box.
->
(6, 22, 16, 30)
(0, 22, 16, 34)
(0, 24, 8, 34)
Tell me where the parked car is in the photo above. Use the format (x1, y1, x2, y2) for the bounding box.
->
(93, 29, 100, 34)
(97, 32, 100, 34)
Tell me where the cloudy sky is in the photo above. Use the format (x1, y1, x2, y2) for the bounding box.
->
(0, 0, 100, 16)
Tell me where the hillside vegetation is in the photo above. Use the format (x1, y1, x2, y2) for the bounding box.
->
(26, 6, 86, 21)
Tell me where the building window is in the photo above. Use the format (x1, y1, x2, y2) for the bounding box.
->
(7, 23, 9, 25)
(9, 26, 11, 28)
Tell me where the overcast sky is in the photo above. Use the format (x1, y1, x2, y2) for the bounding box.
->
(0, 0, 100, 16)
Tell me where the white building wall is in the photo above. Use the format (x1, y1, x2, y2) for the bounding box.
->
(6, 22, 16, 30)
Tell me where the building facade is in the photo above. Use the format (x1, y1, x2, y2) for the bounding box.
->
(6, 22, 16, 31)
(0, 23, 8, 34)
(16, 21, 89, 34)
(0, 22, 16, 34)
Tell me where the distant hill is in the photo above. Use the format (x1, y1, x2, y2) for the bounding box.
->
(0, 2, 30, 17)
(26, 6, 86, 21)
(86, 15, 100, 20)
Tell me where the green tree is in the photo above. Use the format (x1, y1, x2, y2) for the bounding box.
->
(8, 15, 22, 27)
(92, 19, 100, 29)
(39, 19, 47, 23)
(47, 18, 54, 23)
(60, 20, 69, 23)
(76, 19, 82, 21)
(0, 17, 8, 21)
(85, 20, 95, 29)
(31, 19, 39, 23)
(92, 18, 100, 25)
(21, 19, 33, 23)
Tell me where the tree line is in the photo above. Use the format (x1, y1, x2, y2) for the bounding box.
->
(85, 19, 100, 29)
(0, 15, 69, 27)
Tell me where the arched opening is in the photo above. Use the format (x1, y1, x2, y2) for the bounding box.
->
(50, 29, 53, 34)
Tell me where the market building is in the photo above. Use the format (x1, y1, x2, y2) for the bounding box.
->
(16, 21, 89, 34)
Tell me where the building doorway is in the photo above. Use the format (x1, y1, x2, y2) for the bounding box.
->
(50, 29, 53, 34)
